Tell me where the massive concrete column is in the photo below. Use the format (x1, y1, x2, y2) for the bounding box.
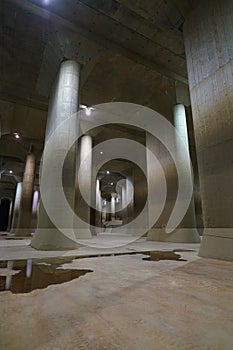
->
(15, 153, 36, 237)
(10, 182, 23, 233)
(184, 0, 233, 260)
(172, 104, 200, 242)
(74, 135, 92, 238)
(146, 127, 199, 243)
(31, 60, 80, 250)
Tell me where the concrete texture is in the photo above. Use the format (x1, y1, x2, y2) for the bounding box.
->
(31, 60, 80, 250)
(15, 153, 36, 237)
(0, 239, 232, 350)
(10, 182, 22, 233)
(184, 0, 233, 260)
(146, 123, 200, 243)
(74, 135, 92, 239)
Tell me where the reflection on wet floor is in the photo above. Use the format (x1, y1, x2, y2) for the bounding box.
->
(0, 249, 192, 293)
(0, 258, 93, 294)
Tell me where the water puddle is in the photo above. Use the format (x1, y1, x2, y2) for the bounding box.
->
(0, 249, 192, 293)
(0, 258, 92, 294)
(141, 250, 187, 262)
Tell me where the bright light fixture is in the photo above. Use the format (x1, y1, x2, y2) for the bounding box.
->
(80, 104, 94, 116)
(80, 104, 87, 109)
(85, 108, 91, 116)
(107, 171, 110, 174)
(14, 133, 20, 139)
(100, 151, 103, 155)
(9, 170, 13, 174)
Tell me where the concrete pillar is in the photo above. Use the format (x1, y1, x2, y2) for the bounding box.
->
(106, 201, 111, 222)
(146, 128, 199, 243)
(31, 190, 40, 233)
(121, 181, 127, 224)
(15, 153, 36, 237)
(6, 200, 13, 232)
(126, 176, 134, 222)
(111, 194, 116, 221)
(184, 0, 233, 260)
(172, 104, 200, 242)
(102, 201, 107, 223)
(10, 182, 23, 233)
(74, 135, 92, 238)
(95, 178, 102, 233)
(31, 60, 80, 250)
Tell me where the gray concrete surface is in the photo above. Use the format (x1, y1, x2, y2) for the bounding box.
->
(0, 238, 232, 350)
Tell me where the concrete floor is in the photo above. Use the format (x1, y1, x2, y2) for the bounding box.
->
(0, 238, 233, 349)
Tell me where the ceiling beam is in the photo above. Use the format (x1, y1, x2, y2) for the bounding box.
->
(0, 91, 48, 111)
(9, 0, 188, 84)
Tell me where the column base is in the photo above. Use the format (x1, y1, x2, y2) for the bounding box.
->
(199, 228, 233, 261)
(14, 228, 32, 237)
(147, 228, 200, 243)
(31, 228, 80, 250)
(74, 229, 92, 239)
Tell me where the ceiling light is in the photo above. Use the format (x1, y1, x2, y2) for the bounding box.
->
(110, 182, 113, 186)
(80, 104, 87, 109)
(85, 108, 91, 116)
(107, 171, 110, 174)
(100, 151, 103, 155)
(9, 170, 13, 174)
(14, 133, 20, 139)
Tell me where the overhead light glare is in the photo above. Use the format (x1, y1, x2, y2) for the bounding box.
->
(80, 104, 87, 109)
(85, 108, 91, 116)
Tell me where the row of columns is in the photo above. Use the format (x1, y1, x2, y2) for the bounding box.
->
(8, 102, 199, 244)
(9, 49, 231, 261)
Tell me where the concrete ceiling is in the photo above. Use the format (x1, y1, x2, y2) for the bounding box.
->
(0, 0, 199, 197)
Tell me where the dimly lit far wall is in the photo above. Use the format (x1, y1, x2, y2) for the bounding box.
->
(184, 0, 233, 260)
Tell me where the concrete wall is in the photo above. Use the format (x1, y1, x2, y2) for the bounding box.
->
(184, 0, 233, 260)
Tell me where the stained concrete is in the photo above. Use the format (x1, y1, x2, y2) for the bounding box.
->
(0, 240, 232, 350)
(184, 0, 233, 260)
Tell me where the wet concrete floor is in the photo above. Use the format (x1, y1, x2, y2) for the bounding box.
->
(0, 250, 190, 293)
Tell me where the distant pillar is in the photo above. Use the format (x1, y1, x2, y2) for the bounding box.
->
(31, 60, 80, 250)
(31, 190, 40, 233)
(111, 194, 116, 221)
(11, 182, 23, 233)
(95, 178, 102, 233)
(102, 202, 107, 222)
(15, 153, 36, 237)
(121, 182, 127, 223)
(7, 200, 13, 232)
(126, 176, 134, 222)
